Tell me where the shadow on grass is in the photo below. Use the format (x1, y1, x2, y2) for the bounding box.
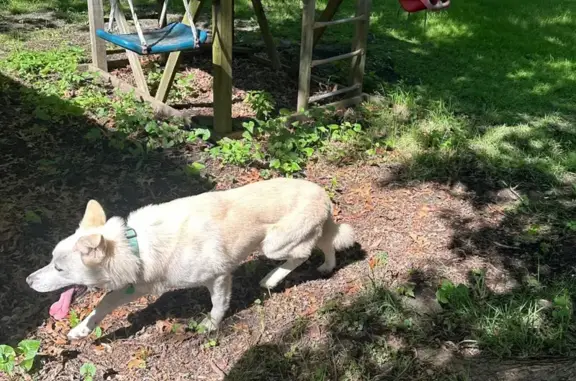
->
(0, 71, 215, 346)
(224, 266, 576, 381)
(382, 108, 576, 285)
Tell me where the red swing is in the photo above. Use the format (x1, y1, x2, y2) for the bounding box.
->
(399, 0, 450, 13)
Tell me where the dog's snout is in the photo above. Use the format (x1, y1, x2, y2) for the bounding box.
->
(26, 274, 35, 286)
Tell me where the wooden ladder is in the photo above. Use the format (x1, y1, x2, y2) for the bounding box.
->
(297, 0, 371, 112)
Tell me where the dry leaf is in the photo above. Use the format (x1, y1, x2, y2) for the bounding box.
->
(93, 344, 106, 353)
(345, 283, 361, 295)
(368, 256, 379, 270)
(53, 337, 68, 346)
(127, 358, 146, 370)
(233, 323, 249, 332)
(155, 320, 172, 333)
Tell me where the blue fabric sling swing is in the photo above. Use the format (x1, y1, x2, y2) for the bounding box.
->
(97, 0, 208, 55)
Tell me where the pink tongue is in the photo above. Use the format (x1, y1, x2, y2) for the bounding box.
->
(49, 288, 75, 320)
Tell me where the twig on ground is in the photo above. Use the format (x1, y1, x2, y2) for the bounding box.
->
(210, 359, 228, 378)
(493, 241, 520, 250)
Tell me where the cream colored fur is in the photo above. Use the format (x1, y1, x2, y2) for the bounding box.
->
(26, 177, 355, 340)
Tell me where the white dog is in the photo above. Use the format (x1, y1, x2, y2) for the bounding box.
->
(27, 177, 355, 340)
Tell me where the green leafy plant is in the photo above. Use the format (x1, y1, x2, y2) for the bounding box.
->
(435, 279, 471, 307)
(171, 72, 197, 102)
(0, 345, 16, 375)
(69, 310, 80, 328)
(80, 362, 97, 381)
(210, 121, 263, 165)
(0, 339, 41, 375)
(203, 338, 218, 348)
(209, 107, 374, 174)
(397, 282, 416, 298)
(552, 291, 572, 323)
(244, 90, 275, 120)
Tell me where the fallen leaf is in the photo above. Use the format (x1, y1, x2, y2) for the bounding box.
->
(155, 320, 172, 334)
(233, 323, 249, 332)
(53, 337, 67, 346)
(127, 358, 146, 370)
(93, 344, 106, 353)
(368, 256, 379, 270)
(345, 283, 361, 295)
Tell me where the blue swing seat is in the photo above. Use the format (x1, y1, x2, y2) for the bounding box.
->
(96, 22, 208, 55)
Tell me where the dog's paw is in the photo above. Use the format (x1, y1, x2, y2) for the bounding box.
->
(67, 324, 92, 340)
(199, 317, 219, 333)
(259, 277, 278, 289)
(317, 262, 335, 274)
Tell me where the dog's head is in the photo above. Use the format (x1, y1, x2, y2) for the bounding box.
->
(26, 200, 111, 292)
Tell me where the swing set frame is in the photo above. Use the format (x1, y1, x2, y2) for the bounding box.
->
(84, 0, 371, 135)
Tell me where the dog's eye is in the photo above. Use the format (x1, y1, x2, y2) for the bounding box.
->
(54, 264, 63, 272)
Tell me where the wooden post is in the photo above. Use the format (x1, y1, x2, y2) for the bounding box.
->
(155, 0, 205, 102)
(313, 0, 344, 48)
(250, 0, 281, 70)
(349, 0, 370, 96)
(212, 0, 233, 133)
(87, 0, 108, 71)
(114, 6, 150, 95)
(297, 0, 315, 112)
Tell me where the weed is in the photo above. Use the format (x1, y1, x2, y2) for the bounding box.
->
(1, 47, 199, 155)
(244, 90, 276, 120)
(80, 362, 97, 381)
(69, 310, 80, 328)
(209, 105, 376, 174)
(0, 339, 41, 376)
(434, 278, 576, 357)
(203, 338, 218, 349)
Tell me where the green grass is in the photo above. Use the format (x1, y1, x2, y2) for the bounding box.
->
(226, 270, 576, 380)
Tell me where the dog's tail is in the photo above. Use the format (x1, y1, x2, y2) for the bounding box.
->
(322, 218, 355, 251)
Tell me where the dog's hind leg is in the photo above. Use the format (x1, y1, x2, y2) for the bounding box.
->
(259, 222, 323, 289)
(259, 257, 308, 289)
(67, 286, 147, 340)
(200, 274, 232, 332)
(316, 240, 336, 274)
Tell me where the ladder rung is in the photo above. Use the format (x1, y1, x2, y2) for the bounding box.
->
(311, 49, 363, 68)
(309, 84, 361, 103)
(314, 15, 366, 29)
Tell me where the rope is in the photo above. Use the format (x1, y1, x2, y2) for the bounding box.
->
(159, 0, 169, 27)
(107, 0, 117, 31)
(125, 0, 148, 52)
(181, 0, 199, 47)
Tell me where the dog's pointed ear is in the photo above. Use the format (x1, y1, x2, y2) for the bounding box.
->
(75, 234, 107, 267)
(80, 200, 106, 229)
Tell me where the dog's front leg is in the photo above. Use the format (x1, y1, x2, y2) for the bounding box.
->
(200, 274, 232, 332)
(68, 285, 145, 340)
